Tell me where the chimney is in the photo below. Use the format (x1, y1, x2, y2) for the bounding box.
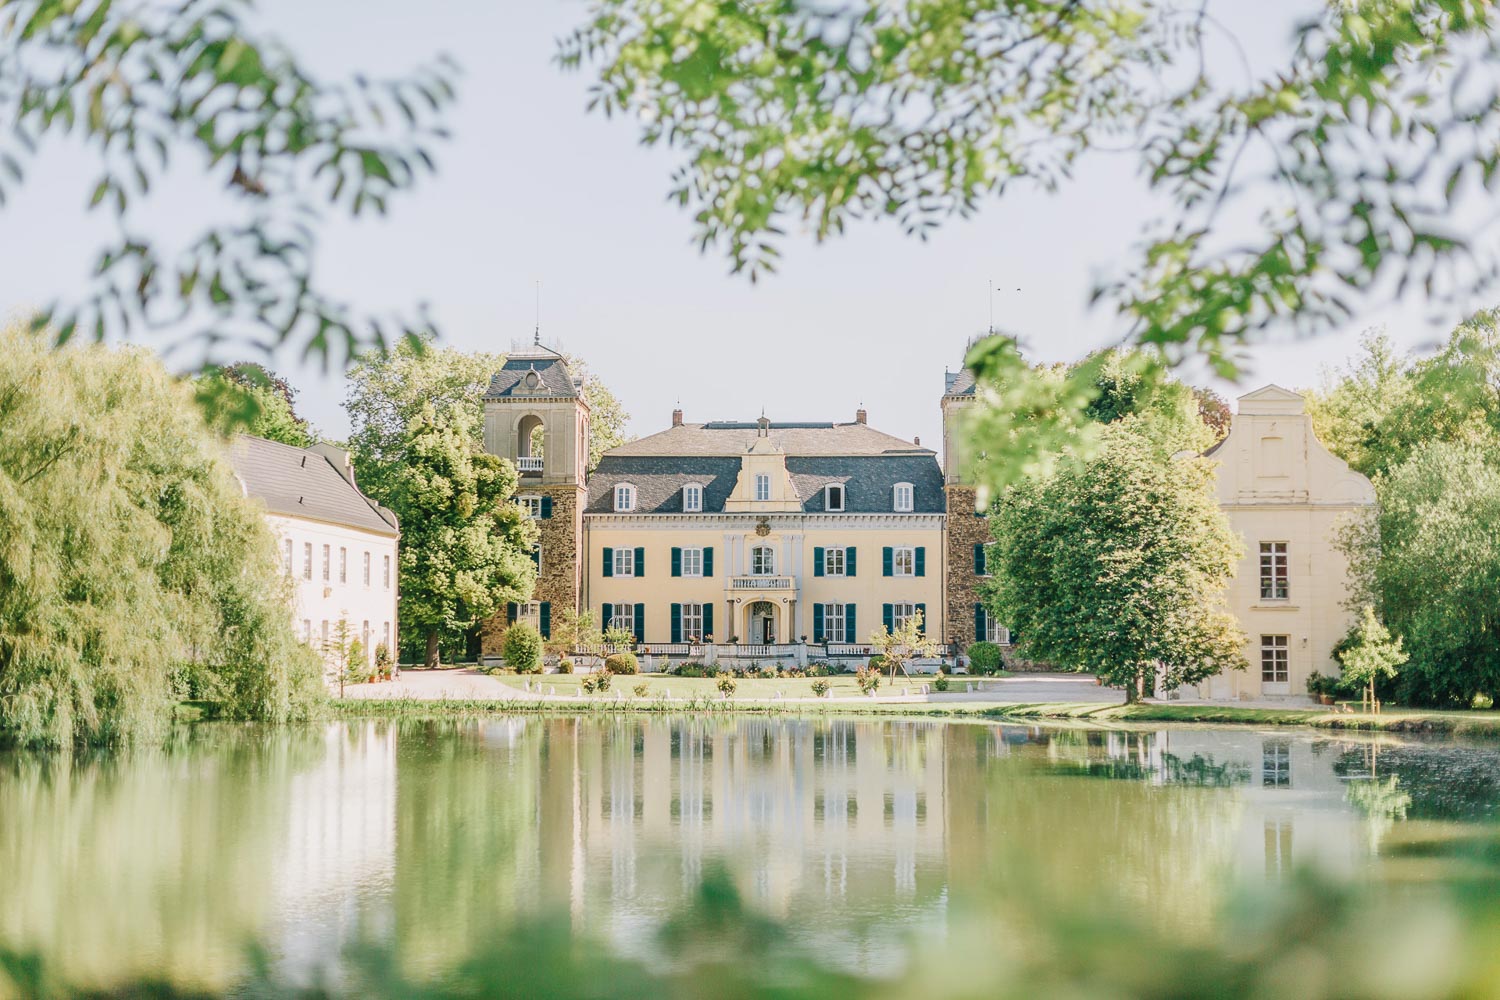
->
(855, 408, 867, 425)
(672, 408, 684, 427)
(913, 436, 921, 446)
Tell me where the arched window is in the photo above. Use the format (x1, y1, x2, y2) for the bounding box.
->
(614, 483, 636, 513)
(754, 473, 771, 501)
(893, 482, 914, 513)
(683, 483, 704, 512)
(751, 545, 776, 576)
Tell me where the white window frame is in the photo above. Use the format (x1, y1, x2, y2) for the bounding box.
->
(339, 547, 347, 584)
(824, 603, 848, 643)
(302, 619, 312, 643)
(1261, 634, 1290, 685)
(683, 483, 704, 513)
(321, 544, 331, 582)
(383, 554, 391, 589)
(382, 621, 390, 651)
(892, 545, 916, 577)
(824, 547, 846, 577)
(982, 617, 1011, 645)
(893, 482, 914, 513)
(610, 603, 636, 636)
(751, 544, 776, 576)
(1260, 542, 1289, 600)
(516, 601, 541, 630)
(614, 483, 637, 513)
(892, 602, 918, 632)
(681, 603, 705, 642)
(754, 473, 771, 501)
(303, 542, 312, 580)
(363, 551, 371, 587)
(283, 538, 293, 577)
(614, 547, 637, 577)
(516, 496, 544, 519)
(681, 547, 704, 578)
(825, 483, 846, 512)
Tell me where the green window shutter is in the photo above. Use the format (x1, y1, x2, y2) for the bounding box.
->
(634, 547, 646, 578)
(846, 605, 856, 644)
(813, 547, 825, 577)
(602, 551, 614, 578)
(601, 604, 613, 631)
(916, 603, 927, 635)
(882, 547, 893, 577)
(915, 547, 926, 577)
(702, 603, 714, 640)
(974, 542, 986, 575)
(539, 602, 551, 639)
(813, 604, 825, 643)
(633, 604, 645, 643)
(671, 604, 682, 644)
(703, 547, 714, 577)
(541, 496, 553, 519)
(846, 547, 856, 577)
(506, 602, 517, 624)
(882, 604, 894, 633)
(671, 547, 682, 578)
(975, 604, 986, 643)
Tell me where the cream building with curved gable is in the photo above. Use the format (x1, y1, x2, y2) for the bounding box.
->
(1183, 385, 1376, 701)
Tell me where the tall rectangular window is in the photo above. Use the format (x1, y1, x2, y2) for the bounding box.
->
(302, 619, 312, 643)
(751, 545, 775, 575)
(892, 602, 917, 631)
(1262, 740, 1291, 788)
(681, 603, 704, 642)
(322, 544, 331, 582)
(893, 483, 914, 512)
(683, 484, 703, 512)
(363, 551, 371, 586)
(754, 473, 771, 501)
(610, 603, 635, 637)
(339, 547, 347, 584)
(383, 554, 391, 589)
(892, 546, 916, 577)
(824, 547, 846, 576)
(321, 620, 330, 645)
(382, 621, 390, 651)
(361, 620, 370, 653)
(302, 542, 313, 580)
(1260, 542, 1289, 600)
(826, 484, 845, 511)
(517, 496, 543, 519)
(824, 604, 847, 643)
(983, 617, 1010, 645)
(283, 538, 293, 577)
(1260, 634, 1289, 684)
(517, 602, 541, 630)
(680, 547, 703, 577)
(613, 548, 636, 577)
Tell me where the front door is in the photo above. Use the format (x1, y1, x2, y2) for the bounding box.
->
(759, 615, 775, 644)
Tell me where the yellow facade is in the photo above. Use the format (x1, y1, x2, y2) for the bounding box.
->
(1184, 385, 1376, 701)
(585, 516, 946, 646)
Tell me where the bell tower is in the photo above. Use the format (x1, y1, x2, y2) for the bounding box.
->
(479, 341, 590, 655)
(941, 360, 989, 650)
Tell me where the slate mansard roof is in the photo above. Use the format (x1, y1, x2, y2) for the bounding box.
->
(483, 347, 582, 399)
(228, 436, 399, 537)
(586, 422, 945, 515)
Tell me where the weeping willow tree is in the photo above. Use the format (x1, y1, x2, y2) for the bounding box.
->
(0, 323, 323, 748)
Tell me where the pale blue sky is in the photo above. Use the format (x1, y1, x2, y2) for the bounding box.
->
(0, 1, 1480, 451)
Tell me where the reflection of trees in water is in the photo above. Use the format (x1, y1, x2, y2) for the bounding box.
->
(0, 724, 331, 991)
(1331, 742, 1500, 822)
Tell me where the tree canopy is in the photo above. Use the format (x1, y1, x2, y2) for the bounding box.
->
(984, 428, 1244, 701)
(194, 362, 316, 447)
(0, 323, 322, 748)
(385, 404, 537, 668)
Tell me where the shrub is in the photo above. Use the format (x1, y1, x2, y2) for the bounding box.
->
(605, 652, 639, 675)
(967, 641, 1004, 675)
(1475, 692, 1494, 710)
(757, 665, 777, 679)
(933, 671, 949, 692)
(806, 661, 833, 677)
(673, 661, 707, 677)
(593, 671, 613, 694)
(868, 654, 889, 673)
(717, 674, 738, 697)
(557, 658, 574, 674)
(374, 642, 393, 680)
(856, 667, 881, 695)
(503, 623, 544, 675)
(632, 681, 650, 699)
(811, 678, 831, 698)
(786, 667, 806, 679)
(581, 674, 597, 695)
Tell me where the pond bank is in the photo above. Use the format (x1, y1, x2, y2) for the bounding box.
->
(323, 693, 1500, 738)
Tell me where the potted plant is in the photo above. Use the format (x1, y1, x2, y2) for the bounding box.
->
(1306, 673, 1337, 706)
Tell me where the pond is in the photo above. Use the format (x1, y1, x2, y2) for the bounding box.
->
(2, 717, 1499, 995)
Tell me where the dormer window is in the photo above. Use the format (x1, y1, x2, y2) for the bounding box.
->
(754, 473, 771, 502)
(893, 482, 914, 513)
(614, 484, 636, 513)
(825, 484, 845, 512)
(683, 483, 703, 513)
